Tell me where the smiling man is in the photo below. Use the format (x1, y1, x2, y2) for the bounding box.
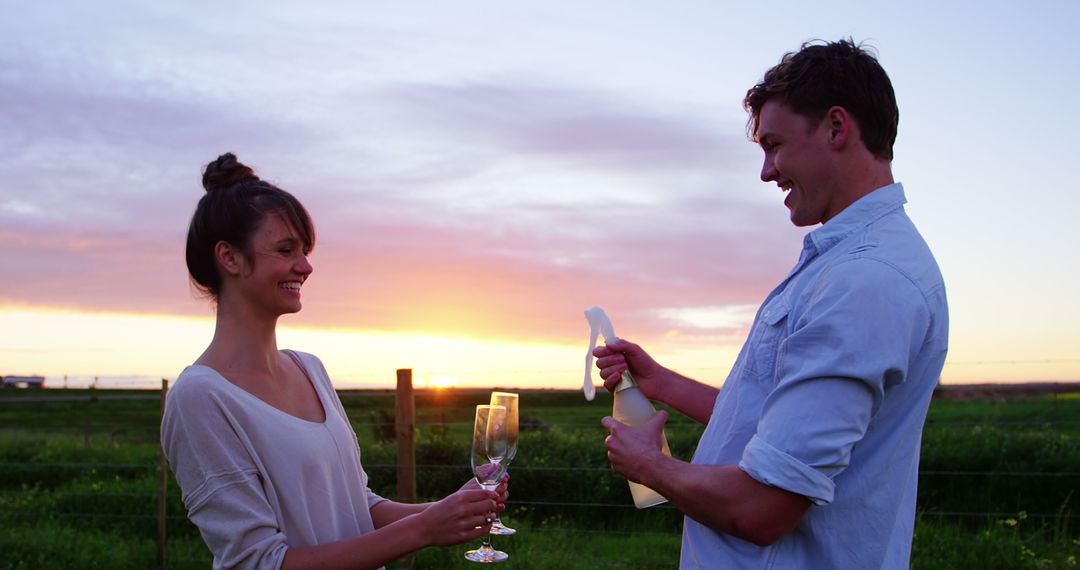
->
(594, 39, 949, 568)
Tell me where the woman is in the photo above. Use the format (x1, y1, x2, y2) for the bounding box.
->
(162, 153, 504, 569)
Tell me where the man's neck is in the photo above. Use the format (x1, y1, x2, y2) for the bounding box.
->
(824, 158, 894, 223)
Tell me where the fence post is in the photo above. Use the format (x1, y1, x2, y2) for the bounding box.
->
(395, 369, 416, 569)
(395, 369, 416, 503)
(159, 379, 169, 570)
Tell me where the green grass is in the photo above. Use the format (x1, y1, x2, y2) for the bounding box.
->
(912, 516, 1080, 569)
(1, 388, 1078, 568)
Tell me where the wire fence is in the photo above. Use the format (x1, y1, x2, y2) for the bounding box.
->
(1, 387, 1078, 569)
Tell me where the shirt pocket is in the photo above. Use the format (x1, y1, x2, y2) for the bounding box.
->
(748, 296, 791, 382)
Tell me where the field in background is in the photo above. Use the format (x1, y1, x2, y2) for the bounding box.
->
(0, 386, 1077, 569)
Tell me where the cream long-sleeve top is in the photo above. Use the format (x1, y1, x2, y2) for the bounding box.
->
(161, 350, 387, 570)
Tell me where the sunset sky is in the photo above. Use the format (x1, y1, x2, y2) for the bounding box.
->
(2, 1, 1078, 389)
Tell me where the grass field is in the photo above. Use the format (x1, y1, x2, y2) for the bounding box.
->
(0, 387, 1077, 569)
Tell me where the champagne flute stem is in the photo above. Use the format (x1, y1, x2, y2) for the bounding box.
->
(481, 482, 497, 549)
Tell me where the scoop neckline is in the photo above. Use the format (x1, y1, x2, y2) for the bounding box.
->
(188, 351, 330, 426)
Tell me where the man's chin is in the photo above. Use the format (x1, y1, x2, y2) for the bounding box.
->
(788, 212, 817, 228)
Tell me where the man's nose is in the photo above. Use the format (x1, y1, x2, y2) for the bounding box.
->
(760, 156, 777, 182)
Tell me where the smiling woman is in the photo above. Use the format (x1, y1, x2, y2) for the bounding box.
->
(160, 153, 507, 570)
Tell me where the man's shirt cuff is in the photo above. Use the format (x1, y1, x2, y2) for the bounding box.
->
(739, 434, 835, 506)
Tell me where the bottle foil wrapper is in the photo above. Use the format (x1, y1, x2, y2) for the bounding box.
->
(582, 306, 619, 401)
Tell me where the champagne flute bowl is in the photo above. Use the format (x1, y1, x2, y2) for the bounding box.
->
(464, 404, 509, 564)
(487, 392, 518, 535)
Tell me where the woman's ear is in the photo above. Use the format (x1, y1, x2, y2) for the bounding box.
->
(214, 241, 245, 277)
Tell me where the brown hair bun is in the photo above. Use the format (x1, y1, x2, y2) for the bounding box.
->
(202, 152, 261, 193)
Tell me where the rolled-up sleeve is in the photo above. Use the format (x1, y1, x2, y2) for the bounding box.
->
(741, 434, 837, 505)
(739, 257, 931, 504)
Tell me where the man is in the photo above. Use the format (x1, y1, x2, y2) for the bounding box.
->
(594, 39, 949, 569)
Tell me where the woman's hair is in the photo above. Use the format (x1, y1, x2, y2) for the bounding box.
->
(185, 153, 316, 299)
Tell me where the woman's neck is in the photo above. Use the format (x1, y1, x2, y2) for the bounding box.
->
(197, 299, 282, 376)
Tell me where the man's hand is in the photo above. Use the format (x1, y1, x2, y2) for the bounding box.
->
(594, 338, 719, 425)
(592, 339, 668, 400)
(601, 410, 669, 485)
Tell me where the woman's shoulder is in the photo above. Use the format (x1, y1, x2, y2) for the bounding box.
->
(161, 366, 236, 451)
(286, 350, 324, 368)
(166, 365, 235, 412)
(285, 351, 331, 382)
(172, 364, 222, 392)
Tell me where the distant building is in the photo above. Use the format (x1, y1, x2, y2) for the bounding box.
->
(1, 375, 46, 389)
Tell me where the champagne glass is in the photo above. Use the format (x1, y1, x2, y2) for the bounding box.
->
(464, 404, 510, 563)
(487, 392, 518, 535)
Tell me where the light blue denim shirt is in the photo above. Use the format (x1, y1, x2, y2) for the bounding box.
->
(682, 183, 949, 569)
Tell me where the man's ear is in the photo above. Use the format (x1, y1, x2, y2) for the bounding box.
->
(825, 106, 853, 149)
(214, 241, 245, 277)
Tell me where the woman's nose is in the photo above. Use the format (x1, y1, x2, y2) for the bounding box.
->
(296, 255, 313, 275)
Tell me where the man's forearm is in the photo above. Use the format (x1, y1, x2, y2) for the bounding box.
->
(655, 370, 720, 425)
(642, 456, 810, 546)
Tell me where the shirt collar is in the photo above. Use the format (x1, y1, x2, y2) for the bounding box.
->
(806, 182, 907, 255)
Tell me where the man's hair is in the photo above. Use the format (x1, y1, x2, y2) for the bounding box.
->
(744, 38, 899, 161)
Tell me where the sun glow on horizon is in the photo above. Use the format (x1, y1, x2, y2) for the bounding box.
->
(426, 376, 461, 389)
(2, 305, 1079, 389)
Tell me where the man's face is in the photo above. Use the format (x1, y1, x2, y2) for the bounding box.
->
(755, 100, 838, 227)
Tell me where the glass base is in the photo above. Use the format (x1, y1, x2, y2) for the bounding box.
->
(489, 519, 516, 535)
(465, 545, 508, 563)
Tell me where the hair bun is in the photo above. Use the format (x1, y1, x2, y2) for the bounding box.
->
(202, 152, 260, 193)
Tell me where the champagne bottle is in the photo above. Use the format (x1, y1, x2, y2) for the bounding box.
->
(583, 306, 671, 508)
(612, 370, 671, 509)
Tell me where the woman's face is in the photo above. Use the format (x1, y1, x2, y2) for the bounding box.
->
(233, 213, 313, 317)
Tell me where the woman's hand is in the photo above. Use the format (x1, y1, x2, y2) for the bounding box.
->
(414, 487, 499, 547)
(460, 473, 509, 512)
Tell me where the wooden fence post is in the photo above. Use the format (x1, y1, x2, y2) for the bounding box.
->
(395, 369, 416, 503)
(395, 369, 416, 569)
(158, 379, 169, 570)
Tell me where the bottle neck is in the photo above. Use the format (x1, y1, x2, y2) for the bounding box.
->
(614, 371, 637, 393)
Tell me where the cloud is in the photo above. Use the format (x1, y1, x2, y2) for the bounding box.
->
(371, 81, 751, 179)
(0, 40, 800, 348)
(0, 44, 333, 235)
(656, 304, 759, 336)
(0, 229, 193, 317)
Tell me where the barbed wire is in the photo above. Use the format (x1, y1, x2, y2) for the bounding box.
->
(0, 461, 159, 469)
(0, 511, 189, 521)
(917, 511, 1080, 519)
(1, 461, 1077, 479)
(3, 419, 1078, 431)
(4, 508, 1075, 525)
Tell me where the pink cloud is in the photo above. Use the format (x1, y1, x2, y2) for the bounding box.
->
(2, 58, 803, 347)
